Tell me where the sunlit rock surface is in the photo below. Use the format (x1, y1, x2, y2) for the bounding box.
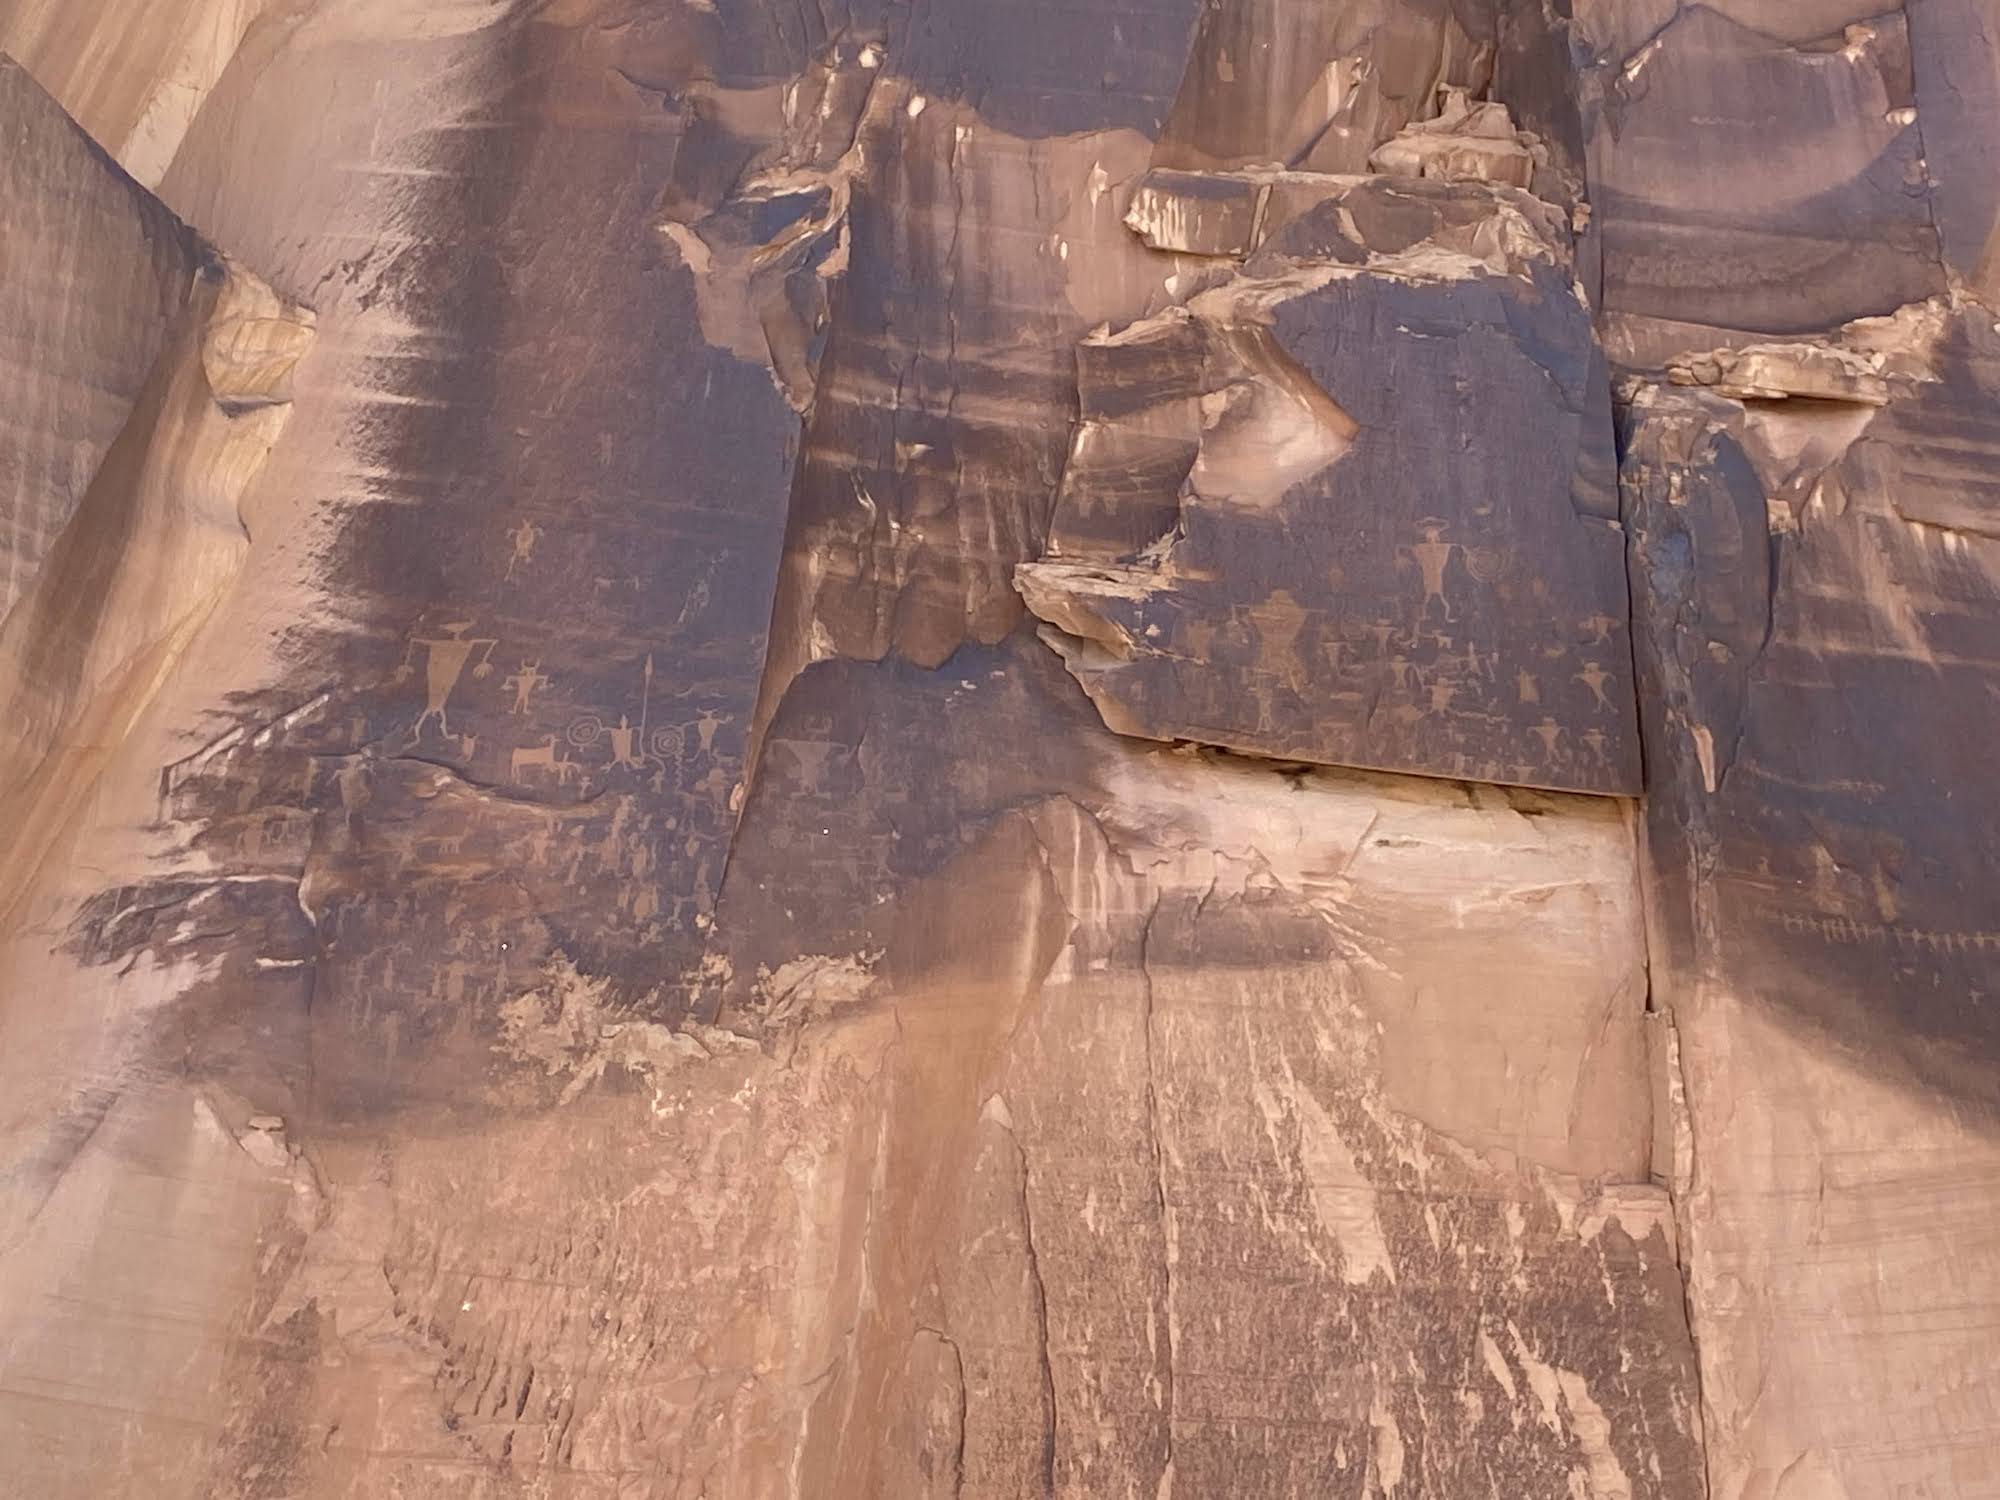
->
(0, 59, 204, 618)
(0, 0, 269, 188)
(0, 2, 1995, 1498)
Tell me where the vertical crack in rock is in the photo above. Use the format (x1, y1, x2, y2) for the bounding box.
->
(1002, 1106, 1060, 1497)
(1136, 891, 1178, 1497)
(1895, 6, 1955, 292)
(1650, 1005, 1712, 1496)
(3, 0, 1996, 1494)
(1614, 11, 2000, 1470)
(912, 1325, 972, 1500)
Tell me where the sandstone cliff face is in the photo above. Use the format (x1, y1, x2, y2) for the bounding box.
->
(0, 58, 204, 617)
(0, 3, 1994, 1499)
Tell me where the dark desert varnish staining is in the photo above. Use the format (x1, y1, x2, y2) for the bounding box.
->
(1149, 0, 1498, 174)
(0, 58, 203, 618)
(1004, 2, 1642, 797)
(1907, 0, 2000, 301)
(58, 0, 865, 1112)
(1586, 2, 2000, 1097)
(0, 62, 314, 940)
(8, 0, 2000, 1496)
(1580, 3, 1947, 353)
(1624, 308, 2000, 1103)
(1594, 5, 2000, 1494)
(1019, 177, 1642, 796)
(37, 0, 1217, 1135)
(1569, 1, 2000, 1101)
(754, 0, 1207, 701)
(23, 5, 1696, 1494)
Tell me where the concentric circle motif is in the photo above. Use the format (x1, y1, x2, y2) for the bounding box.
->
(565, 714, 605, 749)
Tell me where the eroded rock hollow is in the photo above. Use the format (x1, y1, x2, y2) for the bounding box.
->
(1, 2, 1996, 1497)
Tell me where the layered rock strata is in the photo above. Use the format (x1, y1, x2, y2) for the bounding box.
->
(1586, 6, 2000, 1496)
(0, 58, 206, 617)
(1018, 174, 1639, 793)
(0, 2, 1993, 1498)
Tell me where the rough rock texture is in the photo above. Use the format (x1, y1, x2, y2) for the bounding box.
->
(1624, 306, 2000, 1498)
(1592, 4, 2000, 1495)
(1150, 0, 1497, 175)
(0, 1, 1996, 1498)
(1578, 2, 1947, 352)
(1018, 176, 1640, 793)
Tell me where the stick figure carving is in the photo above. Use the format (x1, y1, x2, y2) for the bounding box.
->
(504, 660, 549, 715)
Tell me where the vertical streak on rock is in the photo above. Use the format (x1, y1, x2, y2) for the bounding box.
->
(0, 257, 312, 928)
(16, 0, 1987, 1492)
(1008, 1117, 1060, 1498)
(938, 1326, 970, 1500)
(1607, 0, 2000, 1475)
(1137, 892, 1178, 1499)
(0, 57, 201, 624)
(0, 0, 271, 188)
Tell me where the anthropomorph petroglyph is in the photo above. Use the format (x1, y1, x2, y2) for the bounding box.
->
(504, 660, 549, 715)
(396, 622, 498, 740)
(504, 518, 543, 580)
(1402, 519, 1460, 621)
(693, 706, 723, 756)
(1575, 661, 1615, 713)
(608, 716, 646, 769)
(566, 655, 667, 773)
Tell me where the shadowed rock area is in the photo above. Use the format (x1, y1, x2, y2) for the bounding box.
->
(0, 2, 1995, 1498)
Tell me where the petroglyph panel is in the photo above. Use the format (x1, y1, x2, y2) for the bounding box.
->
(1623, 309, 2000, 1498)
(1020, 183, 1639, 794)
(9, 0, 2000, 1494)
(1624, 303, 2000, 1093)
